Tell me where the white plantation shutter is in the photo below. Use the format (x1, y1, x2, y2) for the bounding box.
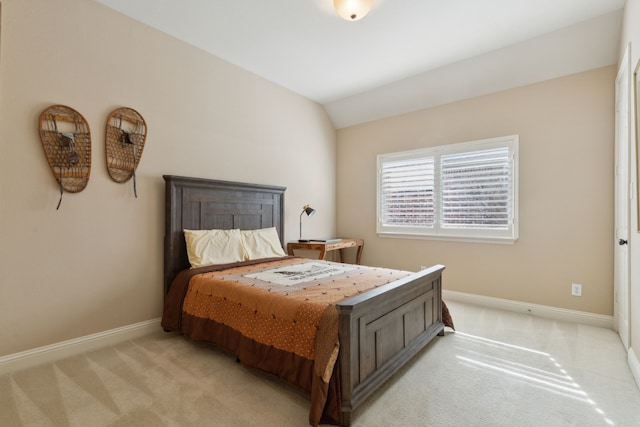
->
(380, 156, 435, 228)
(440, 147, 511, 230)
(377, 135, 518, 243)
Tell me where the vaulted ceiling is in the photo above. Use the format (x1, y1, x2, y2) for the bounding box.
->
(95, 0, 625, 128)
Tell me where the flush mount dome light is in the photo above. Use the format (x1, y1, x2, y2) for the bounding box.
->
(333, 0, 373, 21)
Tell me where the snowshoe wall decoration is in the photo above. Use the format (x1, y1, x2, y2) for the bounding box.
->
(38, 105, 92, 210)
(105, 107, 147, 197)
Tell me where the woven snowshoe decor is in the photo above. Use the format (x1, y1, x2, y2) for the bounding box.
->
(38, 105, 92, 210)
(105, 107, 147, 197)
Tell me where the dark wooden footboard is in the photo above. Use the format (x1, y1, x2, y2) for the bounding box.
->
(336, 264, 445, 426)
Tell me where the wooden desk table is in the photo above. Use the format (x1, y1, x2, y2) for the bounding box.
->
(286, 238, 364, 264)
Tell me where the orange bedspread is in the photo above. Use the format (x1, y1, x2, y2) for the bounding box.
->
(180, 257, 414, 381)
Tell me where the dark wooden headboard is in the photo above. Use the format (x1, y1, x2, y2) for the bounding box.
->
(163, 175, 286, 294)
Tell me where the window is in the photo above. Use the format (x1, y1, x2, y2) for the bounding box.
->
(377, 135, 518, 243)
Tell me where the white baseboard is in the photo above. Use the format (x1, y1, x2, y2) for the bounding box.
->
(629, 348, 640, 389)
(0, 318, 161, 376)
(443, 290, 614, 329)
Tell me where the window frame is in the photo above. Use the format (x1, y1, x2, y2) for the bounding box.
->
(376, 135, 519, 244)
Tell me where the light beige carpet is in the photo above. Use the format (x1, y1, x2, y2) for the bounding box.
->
(2, 301, 640, 426)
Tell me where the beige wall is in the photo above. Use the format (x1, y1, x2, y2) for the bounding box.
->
(620, 0, 640, 372)
(337, 66, 615, 316)
(0, 0, 336, 356)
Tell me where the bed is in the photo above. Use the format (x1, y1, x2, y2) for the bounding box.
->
(161, 175, 452, 426)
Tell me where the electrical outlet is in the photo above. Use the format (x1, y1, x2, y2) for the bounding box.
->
(571, 283, 582, 297)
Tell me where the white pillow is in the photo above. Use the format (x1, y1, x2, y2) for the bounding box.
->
(241, 227, 286, 260)
(184, 229, 248, 268)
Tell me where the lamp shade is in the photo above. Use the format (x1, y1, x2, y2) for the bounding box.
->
(333, 0, 372, 21)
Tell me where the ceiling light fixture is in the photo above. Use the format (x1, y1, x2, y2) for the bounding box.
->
(333, 0, 372, 21)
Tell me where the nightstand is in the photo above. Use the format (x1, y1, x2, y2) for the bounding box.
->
(286, 238, 364, 265)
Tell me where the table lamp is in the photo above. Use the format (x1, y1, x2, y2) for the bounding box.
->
(299, 205, 315, 242)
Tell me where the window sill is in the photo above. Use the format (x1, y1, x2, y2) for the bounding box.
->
(377, 232, 518, 245)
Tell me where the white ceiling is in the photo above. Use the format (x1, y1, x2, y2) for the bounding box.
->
(94, 0, 625, 128)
